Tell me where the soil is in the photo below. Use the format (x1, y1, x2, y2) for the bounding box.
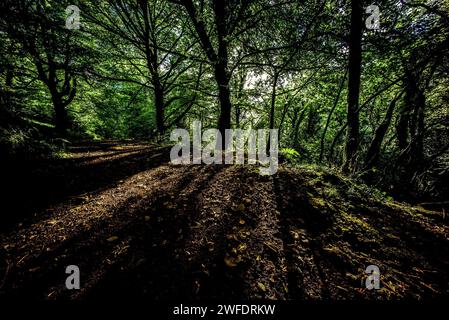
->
(0, 141, 448, 300)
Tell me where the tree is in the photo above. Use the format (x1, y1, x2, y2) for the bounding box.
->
(0, 0, 85, 135)
(342, 0, 363, 173)
(83, 0, 199, 136)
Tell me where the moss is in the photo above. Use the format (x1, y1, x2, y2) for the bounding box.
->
(308, 195, 328, 208)
(339, 211, 380, 237)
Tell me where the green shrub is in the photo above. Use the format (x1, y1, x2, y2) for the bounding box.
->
(280, 147, 300, 163)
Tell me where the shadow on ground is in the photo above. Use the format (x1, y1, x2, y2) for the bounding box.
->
(0, 141, 170, 232)
(0, 142, 448, 300)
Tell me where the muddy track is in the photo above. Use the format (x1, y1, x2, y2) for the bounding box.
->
(0, 142, 448, 300)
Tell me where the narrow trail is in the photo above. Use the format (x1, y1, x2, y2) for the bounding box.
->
(0, 142, 448, 300)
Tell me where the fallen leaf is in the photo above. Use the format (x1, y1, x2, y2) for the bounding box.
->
(164, 202, 175, 209)
(237, 243, 247, 251)
(106, 236, 119, 242)
(336, 285, 348, 292)
(257, 282, 266, 292)
(226, 234, 238, 240)
(236, 204, 245, 211)
(224, 254, 241, 267)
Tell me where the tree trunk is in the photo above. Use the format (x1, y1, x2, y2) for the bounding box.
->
(214, 64, 232, 145)
(278, 102, 289, 148)
(214, 0, 231, 148)
(396, 109, 409, 150)
(52, 96, 69, 136)
(140, 0, 165, 136)
(235, 104, 241, 127)
(267, 72, 278, 151)
(269, 72, 278, 131)
(234, 71, 246, 128)
(343, 0, 363, 173)
(154, 81, 165, 135)
(319, 68, 347, 163)
(178, 0, 233, 148)
(293, 106, 308, 151)
(404, 70, 426, 174)
(364, 92, 402, 172)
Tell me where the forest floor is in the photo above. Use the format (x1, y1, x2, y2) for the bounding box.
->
(0, 141, 448, 300)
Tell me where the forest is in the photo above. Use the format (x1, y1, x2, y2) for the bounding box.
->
(0, 0, 448, 303)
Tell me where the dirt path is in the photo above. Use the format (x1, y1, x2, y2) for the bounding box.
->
(0, 142, 448, 300)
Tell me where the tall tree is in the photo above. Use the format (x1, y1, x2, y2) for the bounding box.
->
(84, 0, 198, 136)
(0, 0, 84, 135)
(343, 0, 363, 173)
(171, 0, 235, 144)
